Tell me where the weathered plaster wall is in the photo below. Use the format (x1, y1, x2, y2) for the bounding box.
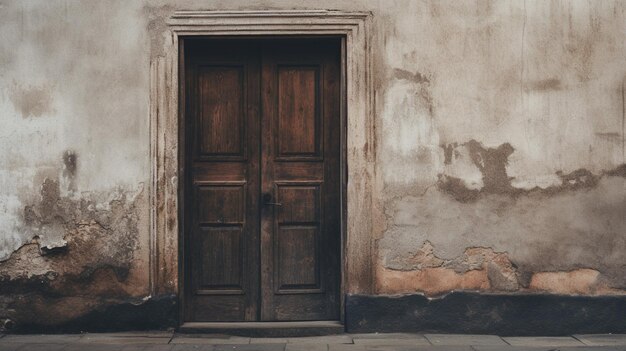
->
(0, 1, 153, 330)
(375, 0, 626, 297)
(0, 0, 624, 330)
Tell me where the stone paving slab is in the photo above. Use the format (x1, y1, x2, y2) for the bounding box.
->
(0, 345, 22, 351)
(574, 334, 626, 346)
(353, 339, 431, 346)
(213, 344, 286, 351)
(251, 338, 289, 344)
(559, 348, 626, 351)
(63, 345, 131, 351)
(286, 335, 353, 344)
(473, 346, 567, 351)
(171, 335, 251, 344)
(285, 343, 329, 351)
(419, 348, 472, 351)
(15, 344, 68, 351)
(2, 334, 82, 343)
(171, 345, 212, 351)
(352, 334, 430, 346)
(503, 336, 584, 347)
(130, 346, 176, 351)
(332, 346, 395, 351)
(78, 335, 171, 344)
(327, 345, 367, 351)
(349, 334, 428, 340)
(473, 346, 626, 351)
(424, 334, 507, 346)
(330, 345, 473, 351)
(85, 331, 174, 338)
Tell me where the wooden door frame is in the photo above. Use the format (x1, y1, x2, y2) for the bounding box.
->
(149, 10, 374, 326)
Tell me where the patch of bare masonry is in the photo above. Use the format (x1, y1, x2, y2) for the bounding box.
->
(378, 241, 624, 296)
(0, 151, 147, 328)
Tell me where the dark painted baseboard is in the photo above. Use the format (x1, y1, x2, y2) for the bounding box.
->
(9, 294, 178, 334)
(9, 292, 626, 335)
(346, 292, 626, 336)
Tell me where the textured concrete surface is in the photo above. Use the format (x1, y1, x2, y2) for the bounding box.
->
(3, 332, 626, 350)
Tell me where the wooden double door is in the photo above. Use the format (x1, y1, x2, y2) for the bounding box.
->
(183, 38, 341, 322)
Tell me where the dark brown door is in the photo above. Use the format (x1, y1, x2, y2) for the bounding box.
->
(183, 38, 341, 322)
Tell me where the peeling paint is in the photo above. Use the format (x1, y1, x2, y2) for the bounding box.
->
(378, 240, 625, 296)
(0, 178, 149, 328)
(378, 242, 519, 295)
(380, 172, 626, 293)
(529, 269, 622, 295)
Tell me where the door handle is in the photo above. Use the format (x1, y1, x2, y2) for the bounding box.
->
(262, 193, 282, 206)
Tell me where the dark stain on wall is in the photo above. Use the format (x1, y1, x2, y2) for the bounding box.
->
(438, 140, 515, 202)
(605, 163, 626, 177)
(595, 132, 622, 143)
(466, 140, 515, 194)
(524, 78, 562, 92)
(441, 143, 456, 165)
(0, 171, 147, 331)
(438, 140, 625, 202)
(9, 84, 54, 118)
(62, 150, 77, 193)
(143, 4, 174, 57)
(3, 293, 177, 333)
(437, 175, 480, 202)
(393, 68, 430, 84)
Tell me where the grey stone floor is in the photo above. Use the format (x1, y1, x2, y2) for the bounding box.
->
(1, 332, 626, 350)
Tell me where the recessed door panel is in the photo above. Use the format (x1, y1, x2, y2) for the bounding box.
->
(196, 184, 245, 224)
(198, 66, 245, 158)
(277, 226, 320, 291)
(197, 227, 244, 292)
(277, 66, 321, 158)
(276, 184, 320, 224)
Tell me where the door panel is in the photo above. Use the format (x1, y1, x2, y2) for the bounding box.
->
(277, 66, 321, 157)
(197, 66, 245, 156)
(260, 40, 341, 321)
(197, 226, 243, 291)
(184, 38, 340, 322)
(184, 41, 261, 322)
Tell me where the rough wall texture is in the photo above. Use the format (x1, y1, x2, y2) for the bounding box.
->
(0, 0, 624, 330)
(374, 0, 626, 297)
(0, 0, 153, 330)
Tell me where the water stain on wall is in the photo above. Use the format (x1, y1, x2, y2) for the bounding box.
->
(62, 150, 77, 193)
(524, 78, 562, 92)
(437, 140, 624, 202)
(9, 83, 54, 118)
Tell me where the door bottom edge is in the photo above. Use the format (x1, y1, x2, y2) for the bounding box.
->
(178, 320, 344, 337)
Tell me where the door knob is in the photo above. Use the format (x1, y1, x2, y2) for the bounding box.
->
(262, 193, 282, 206)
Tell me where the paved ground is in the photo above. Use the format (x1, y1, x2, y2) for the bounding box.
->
(1, 332, 626, 350)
